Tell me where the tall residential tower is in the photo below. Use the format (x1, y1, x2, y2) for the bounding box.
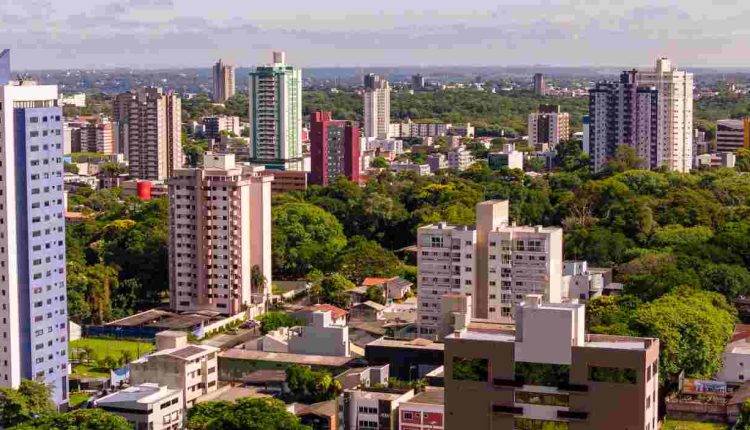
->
(309, 111, 360, 186)
(363, 73, 391, 139)
(0, 50, 69, 406)
(527, 105, 570, 150)
(248, 51, 303, 171)
(212, 60, 236, 103)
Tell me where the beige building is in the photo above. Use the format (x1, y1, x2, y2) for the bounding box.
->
(168, 153, 273, 316)
(716, 118, 750, 154)
(130, 331, 219, 409)
(528, 105, 570, 150)
(444, 296, 660, 430)
(78, 120, 115, 154)
(95, 383, 183, 430)
(417, 200, 563, 338)
(364, 74, 391, 139)
(447, 147, 474, 171)
(212, 59, 235, 103)
(113, 87, 182, 180)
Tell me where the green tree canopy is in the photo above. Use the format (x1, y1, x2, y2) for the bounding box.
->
(12, 409, 132, 430)
(187, 398, 310, 430)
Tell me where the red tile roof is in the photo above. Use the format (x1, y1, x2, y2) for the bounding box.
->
(304, 304, 348, 320)
(361, 277, 397, 287)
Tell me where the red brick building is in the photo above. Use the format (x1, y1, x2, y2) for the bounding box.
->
(310, 111, 360, 186)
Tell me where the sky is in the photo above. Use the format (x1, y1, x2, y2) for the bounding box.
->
(2, 0, 750, 69)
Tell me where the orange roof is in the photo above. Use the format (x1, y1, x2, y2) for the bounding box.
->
(361, 277, 397, 287)
(304, 304, 348, 320)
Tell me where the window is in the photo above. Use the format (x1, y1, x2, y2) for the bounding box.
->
(515, 391, 569, 407)
(452, 357, 488, 382)
(588, 366, 637, 384)
(515, 362, 570, 387)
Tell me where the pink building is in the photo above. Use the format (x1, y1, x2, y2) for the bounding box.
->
(399, 387, 444, 430)
(168, 153, 273, 316)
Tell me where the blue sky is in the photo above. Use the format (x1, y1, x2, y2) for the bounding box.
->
(1, 0, 748, 69)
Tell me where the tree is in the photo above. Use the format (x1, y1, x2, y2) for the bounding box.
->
(257, 312, 303, 334)
(605, 145, 644, 173)
(318, 274, 355, 308)
(0, 379, 54, 427)
(365, 286, 386, 305)
(337, 237, 402, 284)
(272, 203, 347, 278)
(285, 365, 342, 403)
(619, 253, 701, 301)
(371, 156, 388, 169)
(251, 265, 268, 305)
(187, 398, 310, 430)
(12, 409, 132, 430)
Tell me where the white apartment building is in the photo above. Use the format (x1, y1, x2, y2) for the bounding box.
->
(168, 153, 272, 316)
(488, 144, 524, 170)
(634, 58, 693, 173)
(130, 331, 219, 410)
(364, 74, 391, 139)
(426, 153, 448, 173)
(417, 200, 563, 337)
(447, 147, 474, 171)
(562, 261, 604, 302)
(391, 161, 431, 176)
(248, 310, 350, 357)
(95, 383, 183, 430)
(0, 51, 69, 406)
(361, 137, 404, 155)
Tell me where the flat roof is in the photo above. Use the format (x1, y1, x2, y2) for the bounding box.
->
(220, 349, 353, 367)
(96, 383, 177, 406)
(367, 337, 444, 351)
(405, 387, 444, 406)
(346, 388, 411, 401)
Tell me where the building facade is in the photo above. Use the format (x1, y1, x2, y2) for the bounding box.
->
(168, 153, 272, 315)
(716, 118, 750, 154)
(447, 147, 474, 171)
(416, 200, 563, 337)
(340, 387, 415, 430)
(113, 87, 182, 180)
(364, 74, 391, 139)
(309, 112, 360, 186)
(203, 115, 241, 141)
(212, 59, 236, 103)
(588, 58, 692, 173)
(0, 62, 69, 406)
(248, 51, 303, 171)
(95, 383, 183, 430)
(444, 296, 660, 430)
(527, 105, 570, 149)
(398, 387, 444, 430)
(77, 120, 115, 154)
(533, 73, 547, 96)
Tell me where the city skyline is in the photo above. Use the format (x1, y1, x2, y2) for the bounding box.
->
(4, 0, 750, 69)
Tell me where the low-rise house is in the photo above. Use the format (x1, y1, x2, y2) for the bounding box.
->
(294, 400, 338, 430)
(398, 387, 445, 430)
(717, 325, 750, 384)
(294, 304, 348, 326)
(562, 260, 604, 302)
(95, 383, 183, 430)
(248, 310, 350, 357)
(336, 364, 390, 390)
(361, 277, 413, 301)
(130, 331, 219, 409)
(350, 301, 386, 321)
(341, 387, 415, 430)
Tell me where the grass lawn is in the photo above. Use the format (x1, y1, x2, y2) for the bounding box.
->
(70, 364, 110, 380)
(68, 391, 91, 408)
(663, 420, 729, 430)
(69, 337, 154, 362)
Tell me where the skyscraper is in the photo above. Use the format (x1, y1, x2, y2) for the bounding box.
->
(412, 74, 426, 91)
(248, 51, 303, 171)
(113, 87, 182, 180)
(212, 60, 235, 103)
(527, 104, 570, 150)
(533, 73, 547, 96)
(588, 58, 692, 172)
(363, 73, 391, 139)
(309, 112, 360, 186)
(0, 51, 69, 406)
(168, 153, 272, 316)
(0, 49, 9, 84)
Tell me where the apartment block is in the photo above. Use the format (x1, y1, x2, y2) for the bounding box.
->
(212, 59, 235, 103)
(203, 115, 241, 141)
(447, 147, 474, 171)
(248, 51, 303, 171)
(130, 331, 219, 410)
(388, 121, 474, 139)
(340, 387, 415, 430)
(444, 296, 660, 430)
(398, 387, 445, 430)
(426, 153, 448, 173)
(95, 383, 183, 430)
(533, 73, 547, 96)
(0, 54, 69, 406)
(391, 161, 431, 176)
(77, 120, 115, 154)
(362, 137, 404, 155)
(113, 87, 182, 179)
(527, 105, 570, 149)
(488, 144, 524, 170)
(563, 261, 604, 302)
(716, 118, 750, 154)
(588, 58, 692, 173)
(168, 153, 272, 315)
(310, 111, 360, 186)
(417, 200, 563, 337)
(364, 73, 391, 139)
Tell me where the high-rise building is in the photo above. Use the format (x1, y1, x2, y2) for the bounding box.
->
(0, 51, 69, 406)
(168, 153, 272, 316)
(212, 59, 235, 103)
(113, 88, 182, 180)
(588, 58, 693, 172)
(363, 73, 391, 139)
(416, 200, 563, 338)
(309, 112, 360, 186)
(527, 105, 570, 149)
(248, 51, 303, 171)
(202, 115, 241, 141)
(716, 118, 750, 154)
(412, 74, 426, 91)
(444, 295, 660, 430)
(77, 120, 115, 154)
(0, 49, 9, 84)
(533, 73, 547, 96)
